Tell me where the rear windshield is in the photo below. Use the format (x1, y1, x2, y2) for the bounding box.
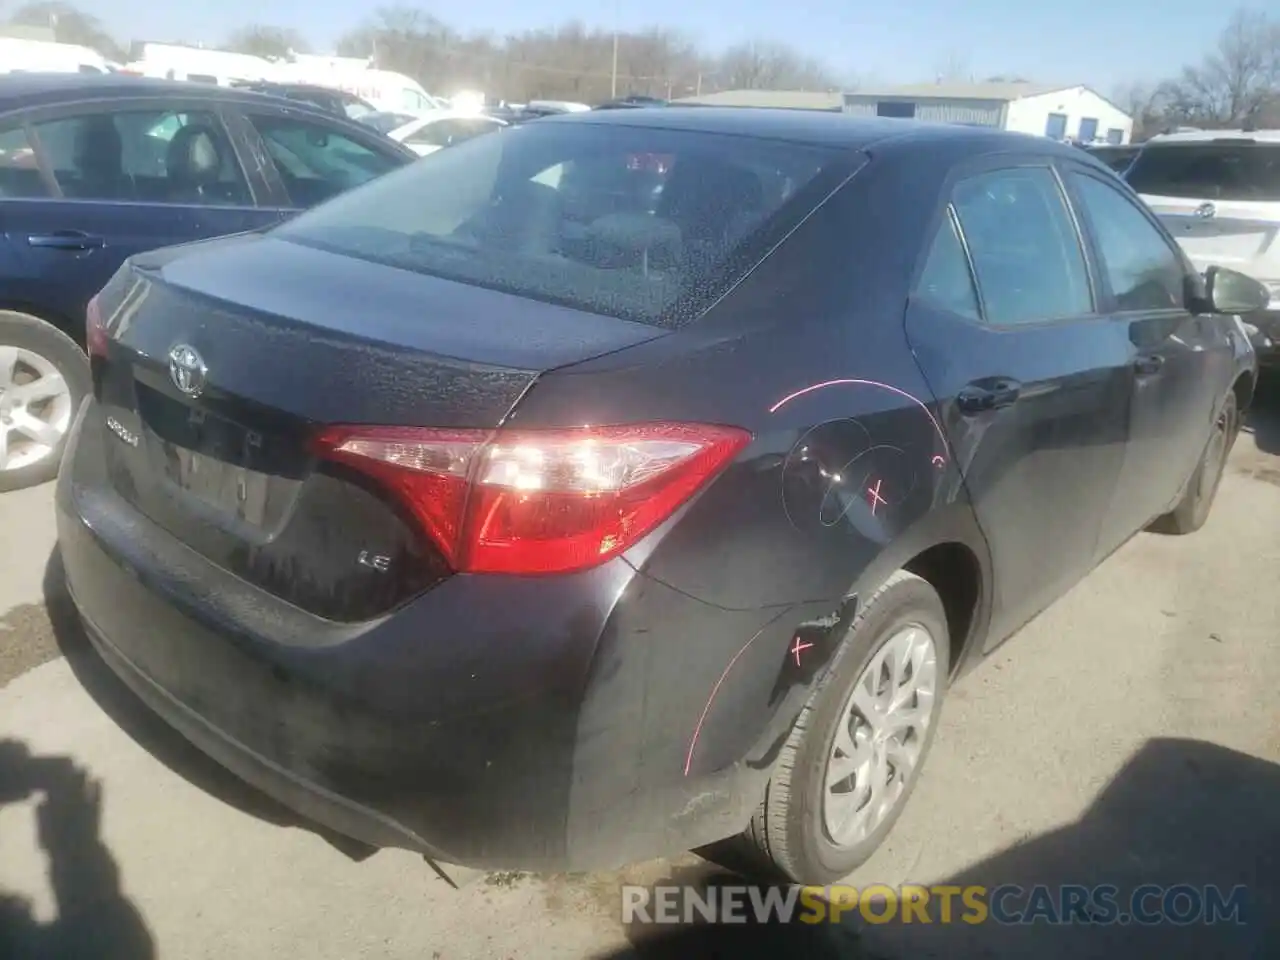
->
(272, 120, 843, 327)
(1088, 146, 1138, 172)
(1126, 142, 1280, 202)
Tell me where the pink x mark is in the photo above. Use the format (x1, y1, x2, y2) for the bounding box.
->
(791, 636, 813, 667)
(866, 478, 887, 515)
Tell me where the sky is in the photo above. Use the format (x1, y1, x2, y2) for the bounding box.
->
(84, 0, 1243, 94)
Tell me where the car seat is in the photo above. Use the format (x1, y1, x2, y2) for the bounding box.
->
(71, 116, 126, 199)
(166, 125, 237, 205)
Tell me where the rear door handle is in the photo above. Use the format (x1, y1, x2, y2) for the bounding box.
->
(27, 231, 105, 251)
(1134, 354, 1165, 376)
(957, 377, 1022, 415)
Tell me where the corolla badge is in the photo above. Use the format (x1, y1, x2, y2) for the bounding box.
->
(1194, 202, 1216, 220)
(168, 344, 207, 398)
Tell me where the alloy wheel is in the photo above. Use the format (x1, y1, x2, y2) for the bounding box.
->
(0, 345, 73, 474)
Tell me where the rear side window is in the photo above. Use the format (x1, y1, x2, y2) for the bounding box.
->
(248, 115, 403, 209)
(1126, 143, 1280, 202)
(0, 125, 47, 198)
(31, 109, 251, 206)
(950, 167, 1093, 325)
(915, 208, 980, 320)
(272, 122, 842, 327)
(1070, 173, 1185, 312)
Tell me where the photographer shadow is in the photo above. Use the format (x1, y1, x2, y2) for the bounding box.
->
(0, 739, 155, 960)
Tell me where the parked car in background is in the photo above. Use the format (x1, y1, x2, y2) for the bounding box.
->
(0, 37, 110, 75)
(1084, 142, 1140, 174)
(0, 74, 414, 491)
(59, 109, 1261, 886)
(357, 110, 419, 136)
(119, 40, 273, 86)
(386, 112, 507, 156)
(523, 99, 592, 116)
(230, 81, 378, 123)
(270, 55, 445, 115)
(1127, 128, 1280, 365)
(594, 95, 670, 110)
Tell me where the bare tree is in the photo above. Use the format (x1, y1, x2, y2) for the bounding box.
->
(932, 50, 971, 84)
(718, 40, 836, 91)
(1157, 8, 1280, 127)
(336, 6, 458, 89)
(225, 24, 309, 60)
(8, 1, 122, 59)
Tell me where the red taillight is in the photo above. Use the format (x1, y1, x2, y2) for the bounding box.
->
(313, 422, 751, 576)
(85, 294, 108, 359)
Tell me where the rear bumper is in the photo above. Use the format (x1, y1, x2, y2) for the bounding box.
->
(56, 399, 779, 871)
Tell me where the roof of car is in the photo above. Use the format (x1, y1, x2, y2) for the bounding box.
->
(546, 105, 1080, 155)
(1144, 128, 1280, 145)
(0, 72, 335, 114)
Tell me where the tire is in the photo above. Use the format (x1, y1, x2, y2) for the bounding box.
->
(745, 570, 950, 885)
(0, 310, 91, 493)
(1150, 391, 1239, 536)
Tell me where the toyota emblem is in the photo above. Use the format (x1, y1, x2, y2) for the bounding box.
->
(168, 344, 208, 398)
(1194, 202, 1216, 219)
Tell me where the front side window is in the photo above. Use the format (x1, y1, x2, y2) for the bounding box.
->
(0, 125, 47, 198)
(950, 167, 1093, 325)
(272, 122, 842, 327)
(1070, 173, 1185, 312)
(401, 89, 433, 113)
(248, 115, 403, 209)
(31, 109, 250, 205)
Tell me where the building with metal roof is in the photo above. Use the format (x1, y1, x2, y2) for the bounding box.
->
(672, 89, 844, 111)
(842, 82, 1133, 144)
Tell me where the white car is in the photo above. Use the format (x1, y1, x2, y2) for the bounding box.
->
(387, 113, 507, 157)
(1126, 128, 1280, 363)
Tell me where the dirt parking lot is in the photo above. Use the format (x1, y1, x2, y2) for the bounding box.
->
(2, 379, 1279, 960)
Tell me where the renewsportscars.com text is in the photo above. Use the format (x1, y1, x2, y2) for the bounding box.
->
(622, 883, 1249, 926)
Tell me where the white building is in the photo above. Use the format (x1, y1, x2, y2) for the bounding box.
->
(841, 82, 1133, 144)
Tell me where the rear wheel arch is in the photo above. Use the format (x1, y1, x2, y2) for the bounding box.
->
(1231, 370, 1255, 421)
(903, 541, 984, 680)
(846, 503, 993, 679)
(0, 300, 83, 347)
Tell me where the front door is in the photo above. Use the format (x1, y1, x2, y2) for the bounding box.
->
(0, 101, 275, 339)
(905, 161, 1134, 649)
(1062, 165, 1236, 547)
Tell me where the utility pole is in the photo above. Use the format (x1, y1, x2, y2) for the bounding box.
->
(611, 29, 619, 98)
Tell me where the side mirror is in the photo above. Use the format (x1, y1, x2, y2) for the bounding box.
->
(1204, 265, 1271, 315)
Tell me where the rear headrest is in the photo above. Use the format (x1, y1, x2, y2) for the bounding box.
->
(73, 116, 122, 178)
(166, 125, 223, 187)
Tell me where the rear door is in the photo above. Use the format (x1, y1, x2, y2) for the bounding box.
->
(0, 97, 273, 338)
(1064, 163, 1234, 544)
(224, 105, 411, 216)
(905, 159, 1134, 650)
(1127, 138, 1280, 288)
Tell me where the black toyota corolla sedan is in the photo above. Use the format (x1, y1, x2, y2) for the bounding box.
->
(57, 108, 1264, 885)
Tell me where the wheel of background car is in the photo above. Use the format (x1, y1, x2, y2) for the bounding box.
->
(1150, 390, 1239, 536)
(0, 311, 91, 492)
(745, 569, 950, 884)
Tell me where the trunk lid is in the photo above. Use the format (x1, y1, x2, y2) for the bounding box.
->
(91, 234, 666, 621)
(1143, 194, 1280, 283)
